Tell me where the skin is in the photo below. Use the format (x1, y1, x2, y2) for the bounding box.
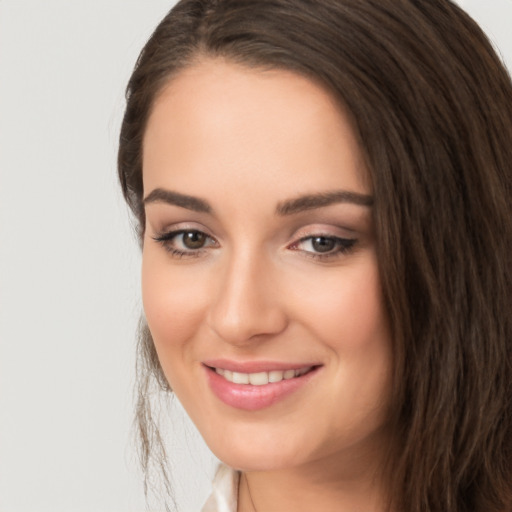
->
(142, 58, 393, 511)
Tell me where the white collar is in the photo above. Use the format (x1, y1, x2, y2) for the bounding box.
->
(201, 464, 240, 512)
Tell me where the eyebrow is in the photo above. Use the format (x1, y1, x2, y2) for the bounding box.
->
(144, 188, 212, 213)
(143, 188, 373, 215)
(276, 190, 373, 215)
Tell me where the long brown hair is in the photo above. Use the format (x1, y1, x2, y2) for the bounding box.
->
(118, 1, 512, 510)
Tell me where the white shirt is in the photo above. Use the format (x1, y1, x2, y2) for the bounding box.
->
(201, 464, 240, 512)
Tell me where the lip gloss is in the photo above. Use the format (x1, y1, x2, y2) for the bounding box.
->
(203, 363, 320, 411)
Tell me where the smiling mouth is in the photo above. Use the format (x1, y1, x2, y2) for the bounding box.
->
(204, 363, 321, 410)
(209, 366, 315, 386)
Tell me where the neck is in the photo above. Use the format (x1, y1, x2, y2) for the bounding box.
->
(238, 472, 387, 512)
(237, 445, 392, 512)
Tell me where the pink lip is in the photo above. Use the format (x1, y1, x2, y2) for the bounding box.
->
(203, 361, 321, 411)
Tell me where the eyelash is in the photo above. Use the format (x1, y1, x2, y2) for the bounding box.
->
(152, 229, 216, 259)
(289, 235, 357, 261)
(152, 229, 357, 261)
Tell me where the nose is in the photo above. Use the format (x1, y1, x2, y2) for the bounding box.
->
(206, 248, 288, 346)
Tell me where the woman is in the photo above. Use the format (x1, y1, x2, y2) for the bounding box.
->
(118, 0, 512, 510)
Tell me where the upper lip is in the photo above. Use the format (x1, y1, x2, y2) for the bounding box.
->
(203, 359, 321, 374)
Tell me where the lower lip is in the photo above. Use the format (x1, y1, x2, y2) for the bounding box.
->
(204, 366, 320, 411)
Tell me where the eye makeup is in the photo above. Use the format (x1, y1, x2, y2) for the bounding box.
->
(152, 227, 358, 262)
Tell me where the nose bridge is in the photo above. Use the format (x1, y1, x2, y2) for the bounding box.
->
(207, 243, 287, 344)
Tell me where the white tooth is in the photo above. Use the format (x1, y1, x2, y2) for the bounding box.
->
(284, 369, 295, 380)
(215, 368, 225, 376)
(232, 371, 249, 384)
(224, 370, 233, 382)
(268, 370, 285, 383)
(249, 372, 269, 386)
(295, 366, 311, 377)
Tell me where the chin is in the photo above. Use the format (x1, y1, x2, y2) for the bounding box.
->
(198, 419, 319, 473)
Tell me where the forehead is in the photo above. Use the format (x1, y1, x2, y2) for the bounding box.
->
(142, 58, 370, 203)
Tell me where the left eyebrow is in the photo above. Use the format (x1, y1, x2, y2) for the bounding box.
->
(276, 190, 374, 216)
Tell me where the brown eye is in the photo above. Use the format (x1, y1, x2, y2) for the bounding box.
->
(182, 231, 207, 249)
(290, 234, 357, 260)
(153, 228, 218, 257)
(311, 236, 336, 253)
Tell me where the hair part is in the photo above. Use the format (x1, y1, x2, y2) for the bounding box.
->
(118, 1, 512, 510)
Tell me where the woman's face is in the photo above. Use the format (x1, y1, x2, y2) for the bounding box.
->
(141, 59, 392, 473)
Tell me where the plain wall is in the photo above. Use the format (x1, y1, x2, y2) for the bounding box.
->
(1, 1, 511, 511)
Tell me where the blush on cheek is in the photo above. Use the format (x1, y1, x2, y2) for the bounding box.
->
(298, 271, 385, 352)
(142, 261, 210, 376)
(144, 293, 200, 347)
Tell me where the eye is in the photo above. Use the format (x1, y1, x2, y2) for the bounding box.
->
(152, 229, 217, 258)
(181, 230, 207, 249)
(290, 235, 357, 259)
(306, 236, 337, 253)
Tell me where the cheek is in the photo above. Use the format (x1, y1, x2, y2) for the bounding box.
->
(296, 257, 392, 419)
(296, 257, 388, 352)
(141, 249, 207, 369)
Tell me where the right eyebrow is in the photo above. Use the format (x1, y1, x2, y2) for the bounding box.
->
(143, 188, 212, 213)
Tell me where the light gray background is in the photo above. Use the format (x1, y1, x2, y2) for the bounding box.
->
(0, 1, 511, 511)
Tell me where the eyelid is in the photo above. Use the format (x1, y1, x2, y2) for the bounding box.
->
(153, 228, 217, 244)
(291, 223, 357, 239)
(151, 220, 215, 237)
(150, 222, 358, 261)
(288, 234, 356, 250)
(152, 226, 219, 258)
(286, 226, 359, 260)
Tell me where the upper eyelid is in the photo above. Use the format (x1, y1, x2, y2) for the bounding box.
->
(291, 222, 358, 236)
(153, 231, 356, 262)
(151, 225, 358, 247)
(152, 229, 218, 258)
(288, 230, 358, 248)
(289, 234, 357, 249)
(153, 228, 217, 244)
(295, 230, 356, 239)
(151, 223, 216, 239)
